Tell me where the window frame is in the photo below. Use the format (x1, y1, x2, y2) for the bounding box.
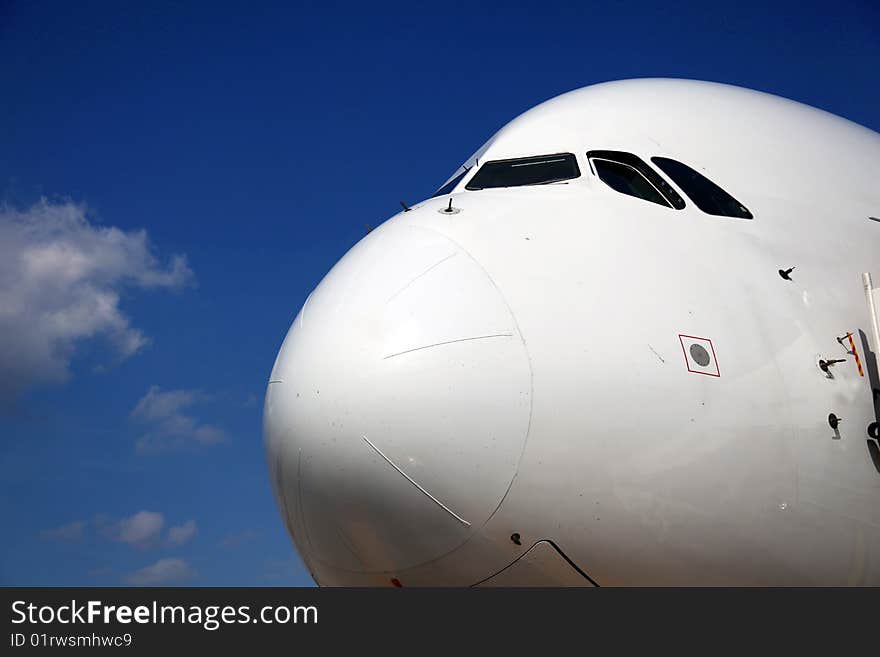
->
(464, 153, 581, 191)
(589, 157, 673, 208)
(586, 150, 685, 210)
(650, 156, 753, 220)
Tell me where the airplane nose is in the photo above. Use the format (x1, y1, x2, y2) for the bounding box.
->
(263, 222, 532, 577)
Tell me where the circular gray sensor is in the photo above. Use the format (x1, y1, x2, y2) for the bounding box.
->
(689, 343, 711, 367)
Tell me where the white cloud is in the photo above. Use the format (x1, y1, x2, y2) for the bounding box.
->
(40, 520, 85, 541)
(0, 199, 194, 404)
(124, 558, 196, 586)
(132, 386, 226, 451)
(95, 511, 199, 549)
(167, 520, 197, 546)
(102, 510, 165, 548)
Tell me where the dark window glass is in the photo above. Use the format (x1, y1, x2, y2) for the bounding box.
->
(432, 168, 470, 198)
(587, 150, 685, 209)
(465, 153, 580, 190)
(591, 158, 671, 208)
(651, 157, 753, 219)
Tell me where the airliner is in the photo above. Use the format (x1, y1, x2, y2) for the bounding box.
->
(264, 79, 880, 585)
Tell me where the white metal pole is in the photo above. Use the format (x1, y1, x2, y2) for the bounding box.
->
(864, 272, 880, 355)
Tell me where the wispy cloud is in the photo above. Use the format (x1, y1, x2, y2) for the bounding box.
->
(40, 520, 85, 541)
(100, 510, 165, 549)
(124, 558, 196, 586)
(167, 520, 197, 546)
(132, 386, 226, 452)
(95, 511, 199, 549)
(0, 199, 194, 406)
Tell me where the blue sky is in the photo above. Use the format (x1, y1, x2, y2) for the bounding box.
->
(1, 1, 878, 586)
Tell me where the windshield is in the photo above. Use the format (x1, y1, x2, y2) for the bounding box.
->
(465, 153, 580, 190)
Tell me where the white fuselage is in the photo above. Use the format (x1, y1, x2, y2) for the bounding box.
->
(264, 79, 880, 585)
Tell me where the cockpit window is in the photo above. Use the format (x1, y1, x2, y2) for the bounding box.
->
(587, 150, 685, 209)
(465, 153, 580, 190)
(651, 157, 753, 219)
(432, 167, 470, 198)
(591, 159, 670, 208)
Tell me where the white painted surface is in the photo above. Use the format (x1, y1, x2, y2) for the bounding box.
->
(265, 224, 531, 573)
(476, 541, 594, 587)
(265, 79, 880, 585)
(865, 273, 880, 356)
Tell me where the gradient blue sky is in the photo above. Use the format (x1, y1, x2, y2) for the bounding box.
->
(1, 1, 878, 586)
